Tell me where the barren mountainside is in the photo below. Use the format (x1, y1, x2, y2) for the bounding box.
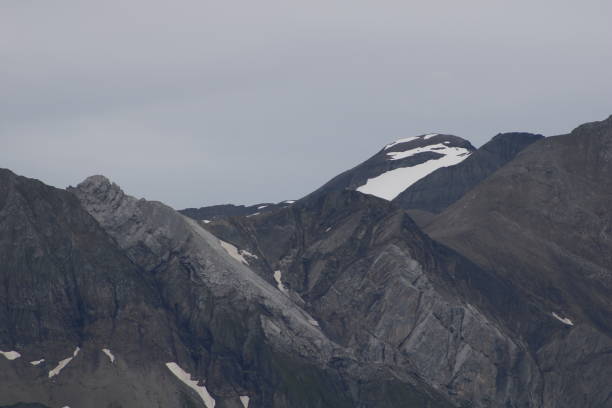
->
(2, 114, 612, 408)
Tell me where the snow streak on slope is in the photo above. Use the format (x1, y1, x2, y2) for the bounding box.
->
(0, 350, 21, 360)
(166, 362, 215, 408)
(386, 143, 468, 161)
(49, 347, 80, 378)
(357, 145, 471, 200)
(102, 348, 115, 363)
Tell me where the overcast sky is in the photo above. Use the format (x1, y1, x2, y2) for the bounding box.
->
(2, 1, 611, 209)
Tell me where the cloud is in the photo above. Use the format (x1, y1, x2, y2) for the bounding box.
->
(1, 0, 611, 208)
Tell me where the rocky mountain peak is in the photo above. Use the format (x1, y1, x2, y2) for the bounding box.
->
(73, 175, 125, 212)
(306, 133, 475, 202)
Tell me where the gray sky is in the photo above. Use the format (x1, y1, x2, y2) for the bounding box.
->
(2, 1, 611, 209)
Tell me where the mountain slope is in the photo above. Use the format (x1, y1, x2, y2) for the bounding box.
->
(70, 175, 455, 408)
(180, 201, 295, 222)
(427, 115, 612, 407)
(203, 190, 560, 408)
(0, 169, 193, 408)
(393, 132, 544, 214)
(0, 168, 454, 407)
(308, 134, 474, 201)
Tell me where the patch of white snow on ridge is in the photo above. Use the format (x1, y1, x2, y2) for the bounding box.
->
(423, 133, 439, 140)
(257, 205, 268, 209)
(202, 219, 211, 224)
(273, 270, 288, 293)
(240, 396, 250, 407)
(386, 143, 468, 161)
(102, 348, 115, 363)
(0, 350, 21, 360)
(219, 240, 249, 265)
(552, 312, 574, 326)
(49, 347, 80, 378)
(384, 136, 419, 150)
(166, 362, 215, 408)
(357, 146, 471, 200)
(30, 358, 45, 366)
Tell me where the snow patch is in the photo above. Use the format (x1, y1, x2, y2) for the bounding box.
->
(273, 270, 288, 293)
(308, 318, 320, 327)
(357, 146, 471, 200)
(552, 312, 574, 326)
(166, 362, 215, 408)
(30, 358, 45, 366)
(49, 347, 80, 378)
(220, 240, 249, 265)
(384, 136, 419, 150)
(240, 249, 258, 260)
(386, 143, 469, 161)
(240, 396, 250, 407)
(325, 227, 332, 232)
(202, 219, 211, 224)
(102, 348, 115, 363)
(423, 133, 439, 140)
(246, 212, 260, 217)
(257, 205, 268, 209)
(282, 200, 296, 204)
(0, 350, 21, 360)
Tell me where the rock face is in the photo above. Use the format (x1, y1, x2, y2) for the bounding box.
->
(68, 175, 455, 407)
(307, 134, 474, 201)
(205, 190, 550, 408)
(0, 169, 454, 407)
(180, 201, 295, 222)
(427, 115, 612, 408)
(0, 169, 191, 408)
(393, 132, 544, 214)
(3, 114, 612, 408)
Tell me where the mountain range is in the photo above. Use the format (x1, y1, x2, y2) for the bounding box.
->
(1, 114, 611, 407)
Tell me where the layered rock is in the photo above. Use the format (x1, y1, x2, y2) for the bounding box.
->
(205, 190, 547, 407)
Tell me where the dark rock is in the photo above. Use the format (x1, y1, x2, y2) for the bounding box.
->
(427, 115, 612, 408)
(393, 132, 543, 214)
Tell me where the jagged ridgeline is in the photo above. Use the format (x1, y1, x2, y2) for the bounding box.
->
(1, 114, 611, 408)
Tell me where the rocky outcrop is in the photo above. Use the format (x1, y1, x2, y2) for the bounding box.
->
(205, 190, 550, 407)
(69, 175, 455, 407)
(0, 168, 453, 407)
(0, 168, 196, 408)
(393, 132, 543, 214)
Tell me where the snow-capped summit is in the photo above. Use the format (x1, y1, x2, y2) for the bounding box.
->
(308, 133, 475, 201)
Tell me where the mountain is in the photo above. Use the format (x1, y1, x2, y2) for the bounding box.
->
(0, 169, 183, 407)
(426, 115, 612, 407)
(68, 175, 458, 408)
(3, 114, 612, 408)
(180, 201, 295, 222)
(193, 114, 612, 407)
(0, 169, 455, 407)
(307, 134, 474, 201)
(203, 189, 558, 407)
(392, 132, 544, 215)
